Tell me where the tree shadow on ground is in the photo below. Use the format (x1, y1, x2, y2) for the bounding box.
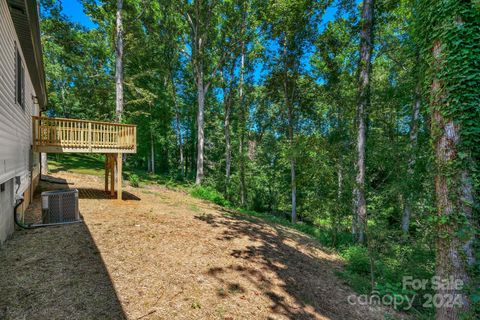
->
(195, 209, 380, 320)
(0, 222, 126, 319)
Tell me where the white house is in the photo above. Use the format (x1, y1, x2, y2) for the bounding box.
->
(0, 0, 46, 244)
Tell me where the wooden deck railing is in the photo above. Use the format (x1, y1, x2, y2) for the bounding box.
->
(32, 116, 137, 154)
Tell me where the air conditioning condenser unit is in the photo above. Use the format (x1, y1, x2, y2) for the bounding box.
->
(41, 189, 80, 224)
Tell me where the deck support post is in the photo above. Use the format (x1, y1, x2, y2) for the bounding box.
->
(110, 154, 115, 197)
(104, 154, 109, 192)
(117, 153, 123, 200)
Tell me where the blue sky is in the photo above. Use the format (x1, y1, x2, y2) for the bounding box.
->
(61, 0, 96, 29)
(61, 0, 340, 31)
(60, 0, 344, 84)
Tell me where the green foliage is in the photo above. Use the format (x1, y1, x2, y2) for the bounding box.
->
(336, 269, 372, 295)
(190, 186, 231, 207)
(128, 174, 140, 187)
(341, 245, 371, 276)
(40, 1, 114, 120)
(47, 154, 105, 176)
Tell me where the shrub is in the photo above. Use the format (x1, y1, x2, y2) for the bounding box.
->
(129, 174, 140, 187)
(190, 186, 230, 207)
(341, 245, 371, 276)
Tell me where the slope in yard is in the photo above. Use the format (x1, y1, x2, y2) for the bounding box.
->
(0, 172, 395, 319)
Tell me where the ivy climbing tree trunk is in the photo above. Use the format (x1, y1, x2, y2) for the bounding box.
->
(460, 170, 475, 268)
(431, 39, 470, 319)
(115, 0, 124, 122)
(354, 0, 374, 243)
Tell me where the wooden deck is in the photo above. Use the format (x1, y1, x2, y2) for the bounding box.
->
(32, 116, 136, 200)
(32, 116, 136, 154)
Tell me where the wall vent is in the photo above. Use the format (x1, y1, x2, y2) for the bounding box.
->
(41, 189, 80, 224)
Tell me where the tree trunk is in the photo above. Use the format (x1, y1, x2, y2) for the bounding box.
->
(354, 0, 374, 244)
(41, 153, 48, 175)
(60, 84, 67, 117)
(190, 117, 196, 176)
(150, 130, 155, 174)
(288, 105, 297, 224)
(283, 35, 297, 224)
(352, 186, 358, 236)
(290, 159, 297, 223)
(171, 75, 184, 177)
(221, 61, 236, 196)
(224, 88, 232, 193)
(401, 72, 421, 234)
(115, 0, 124, 122)
(431, 40, 470, 319)
(401, 198, 412, 234)
(333, 160, 343, 247)
(238, 27, 246, 207)
(224, 109, 231, 181)
(461, 170, 475, 267)
(195, 65, 205, 185)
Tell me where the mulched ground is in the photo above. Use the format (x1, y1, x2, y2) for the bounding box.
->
(0, 172, 399, 320)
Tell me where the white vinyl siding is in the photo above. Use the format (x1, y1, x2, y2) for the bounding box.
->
(0, 179, 14, 243)
(0, 0, 39, 194)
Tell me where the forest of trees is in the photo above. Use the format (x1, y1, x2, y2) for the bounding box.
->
(39, 0, 478, 318)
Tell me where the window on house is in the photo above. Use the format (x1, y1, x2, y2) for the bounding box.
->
(15, 46, 25, 109)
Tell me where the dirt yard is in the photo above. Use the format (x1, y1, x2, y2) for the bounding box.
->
(0, 172, 396, 320)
